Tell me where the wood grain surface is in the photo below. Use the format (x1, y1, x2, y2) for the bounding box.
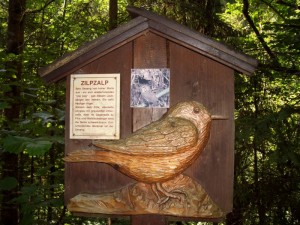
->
(64, 32, 234, 222)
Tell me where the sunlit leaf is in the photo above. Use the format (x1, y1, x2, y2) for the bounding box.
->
(3, 135, 30, 154)
(32, 111, 54, 121)
(42, 100, 57, 105)
(55, 108, 65, 122)
(2, 135, 53, 156)
(25, 140, 53, 156)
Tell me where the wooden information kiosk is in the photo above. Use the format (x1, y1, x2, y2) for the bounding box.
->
(39, 6, 257, 224)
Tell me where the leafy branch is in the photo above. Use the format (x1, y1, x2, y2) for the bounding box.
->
(242, 0, 300, 75)
(260, 0, 286, 20)
(258, 62, 300, 75)
(25, 0, 55, 14)
(242, 0, 278, 61)
(276, 0, 300, 9)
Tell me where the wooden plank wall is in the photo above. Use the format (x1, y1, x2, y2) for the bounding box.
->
(168, 42, 234, 213)
(131, 31, 168, 225)
(64, 31, 234, 221)
(65, 42, 135, 203)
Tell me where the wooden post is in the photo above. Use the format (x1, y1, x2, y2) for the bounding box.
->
(131, 215, 167, 225)
(130, 30, 168, 225)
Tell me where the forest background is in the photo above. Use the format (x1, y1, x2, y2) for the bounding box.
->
(0, 0, 299, 224)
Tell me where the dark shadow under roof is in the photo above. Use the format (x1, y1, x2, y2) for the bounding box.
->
(39, 6, 258, 84)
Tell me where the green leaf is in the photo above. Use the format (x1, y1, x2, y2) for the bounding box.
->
(36, 166, 50, 176)
(32, 111, 54, 121)
(287, 151, 300, 167)
(49, 136, 65, 144)
(1, 84, 12, 92)
(0, 177, 18, 191)
(55, 108, 65, 121)
(3, 136, 53, 156)
(3, 135, 31, 154)
(42, 100, 57, 105)
(19, 214, 33, 225)
(0, 102, 11, 109)
(25, 140, 52, 156)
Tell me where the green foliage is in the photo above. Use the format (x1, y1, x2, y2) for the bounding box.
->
(220, 1, 300, 224)
(129, 0, 233, 37)
(0, 101, 10, 110)
(0, 0, 128, 224)
(2, 135, 52, 155)
(0, 177, 18, 191)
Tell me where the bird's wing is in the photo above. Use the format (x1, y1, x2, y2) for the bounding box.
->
(93, 117, 198, 155)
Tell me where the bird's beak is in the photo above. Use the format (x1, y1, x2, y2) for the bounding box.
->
(211, 115, 229, 120)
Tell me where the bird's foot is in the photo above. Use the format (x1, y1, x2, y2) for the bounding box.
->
(156, 192, 180, 205)
(151, 183, 186, 205)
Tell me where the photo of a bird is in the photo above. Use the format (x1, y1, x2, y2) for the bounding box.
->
(65, 101, 215, 202)
(140, 84, 159, 106)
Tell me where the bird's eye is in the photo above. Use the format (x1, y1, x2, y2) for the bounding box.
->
(193, 107, 200, 114)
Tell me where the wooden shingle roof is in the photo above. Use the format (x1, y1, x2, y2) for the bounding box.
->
(39, 6, 257, 84)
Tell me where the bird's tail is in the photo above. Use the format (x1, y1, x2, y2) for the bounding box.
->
(64, 149, 114, 163)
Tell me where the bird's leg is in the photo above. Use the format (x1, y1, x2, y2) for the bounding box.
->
(151, 183, 170, 204)
(155, 182, 182, 205)
(151, 183, 161, 202)
(169, 188, 188, 203)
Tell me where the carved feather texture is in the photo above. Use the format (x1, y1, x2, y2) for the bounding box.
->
(65, 101, 212, 183)
(93, 117, 198, 155)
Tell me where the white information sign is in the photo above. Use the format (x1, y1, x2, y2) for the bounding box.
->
(70, 74, 120, 139)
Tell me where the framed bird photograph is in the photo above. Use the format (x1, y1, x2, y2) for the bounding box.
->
(130, 68, 170, 108)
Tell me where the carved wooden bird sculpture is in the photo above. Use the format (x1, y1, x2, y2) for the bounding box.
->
(65, 101, 213, 202)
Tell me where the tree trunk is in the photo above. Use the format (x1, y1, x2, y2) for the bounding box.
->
(109, 0, 118, 30)
(204, 0, 215, 35)
(1, 0, 26, 224)
(253, 77, 266, 225)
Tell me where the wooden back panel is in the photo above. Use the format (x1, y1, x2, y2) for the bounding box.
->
(64, 31, 234, 217)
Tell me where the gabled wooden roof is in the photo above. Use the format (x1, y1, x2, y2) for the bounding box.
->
(39, 6, 258, 84)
